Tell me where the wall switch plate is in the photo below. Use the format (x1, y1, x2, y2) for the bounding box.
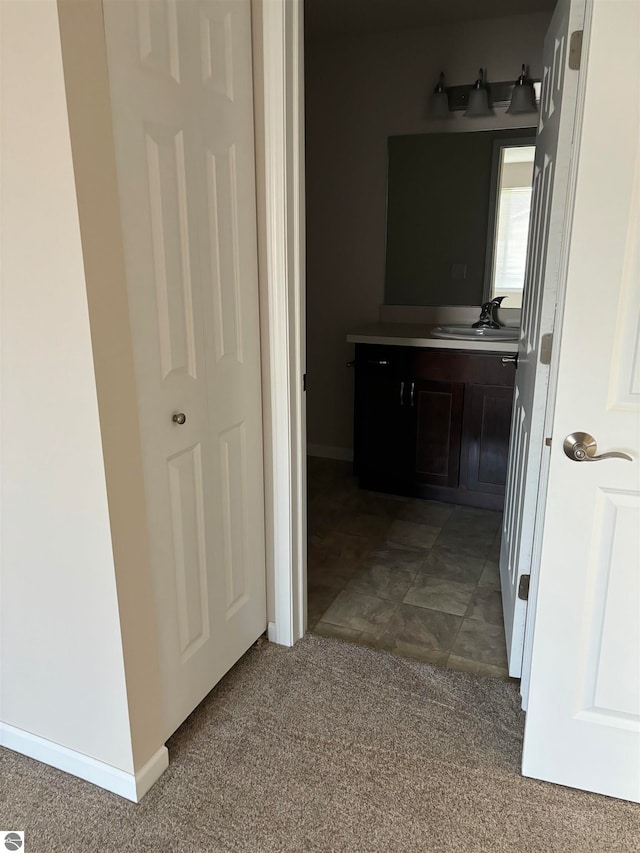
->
(451, 263, 467, 280)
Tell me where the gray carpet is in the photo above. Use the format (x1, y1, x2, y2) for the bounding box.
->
(1, 634, 638, 852)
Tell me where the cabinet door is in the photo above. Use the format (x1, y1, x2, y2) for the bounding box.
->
(413, 380, 464, 488)
(466, 384, 515, 495)
(354, 349, 412, 479)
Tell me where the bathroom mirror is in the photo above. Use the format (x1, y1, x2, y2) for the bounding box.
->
(384, 128, 536, 307)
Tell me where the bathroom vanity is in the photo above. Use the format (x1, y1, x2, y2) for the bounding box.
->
(348, 324, 517, 511)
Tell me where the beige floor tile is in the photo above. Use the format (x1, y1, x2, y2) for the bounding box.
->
(385, 604, 461, 652)
(385, 519, 440, 551)
(307, 583, 342, 625)
(465, 587, 504, 626)
(365, 547, 427, 574)
(451, 619, 508, 668)
(478, 560, 501, 590)
(338, 512, 391, 539)
(403, 576, 474, 616)
(313, 622, 362, 642)
(346, 563, 416, 601)
(321, 590, 399, 634)
(447, 654, 509, 680)
(420, 546, 485, 584)
(397, 500, 454, 528)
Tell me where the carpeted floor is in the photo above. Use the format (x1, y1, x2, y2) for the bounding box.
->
(1, 635, 638, 852)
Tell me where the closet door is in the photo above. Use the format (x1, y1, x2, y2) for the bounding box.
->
(103, 0, 266, 738)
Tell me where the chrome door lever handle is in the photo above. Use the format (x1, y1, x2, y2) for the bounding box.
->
(563, 431, 633, 462)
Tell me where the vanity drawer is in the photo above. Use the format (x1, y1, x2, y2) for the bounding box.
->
(410, 349, 514, 386)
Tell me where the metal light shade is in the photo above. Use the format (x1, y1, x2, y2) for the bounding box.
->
(464, 85, 492, 117)
(507, 64, 538, 114)
(431, 90, 450, 117)
(431, 71, 450, 117)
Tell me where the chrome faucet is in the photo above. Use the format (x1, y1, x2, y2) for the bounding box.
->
(473, 296, 506, 329)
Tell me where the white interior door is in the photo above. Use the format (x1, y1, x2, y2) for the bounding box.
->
(522, 0, 640, 802)
(103, 0, 267, 738)
(500, 0, 585, 678)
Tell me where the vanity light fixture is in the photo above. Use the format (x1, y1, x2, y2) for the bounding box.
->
(431, 66, 540, 116)
(464, 68, 493, 117)
(431, 71, 450, 117)
(506, 64, 538, 114)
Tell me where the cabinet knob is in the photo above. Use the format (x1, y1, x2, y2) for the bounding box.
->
(172, 412, 186, 425)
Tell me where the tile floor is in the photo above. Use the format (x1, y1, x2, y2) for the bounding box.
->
(307, 456, 513, 680)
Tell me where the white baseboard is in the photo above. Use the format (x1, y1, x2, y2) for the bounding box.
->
(0, 722, 168, 802)
(307, 443, 353, 462)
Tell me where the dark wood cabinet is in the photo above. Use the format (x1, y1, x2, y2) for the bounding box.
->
(353, 344, 516, 510)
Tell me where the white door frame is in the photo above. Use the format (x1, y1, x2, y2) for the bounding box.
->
(256, 0, 598, 669)
(253, 0, 306, 647)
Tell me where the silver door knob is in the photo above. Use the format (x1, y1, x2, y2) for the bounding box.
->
(563, 431, 633, 462)
(172, 412, 186, 425)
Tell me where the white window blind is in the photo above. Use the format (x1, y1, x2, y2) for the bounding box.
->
(493, 186, 533, 292)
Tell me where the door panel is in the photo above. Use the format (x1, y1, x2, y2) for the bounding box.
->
(499, 0, 586, 677)
(168, 444, 209, 658)
(414, 381, 464, 488)
(103, 0, 266, 739)
(523, 0, 640, 800)
(354, 352, 412, 479)
(466, 385, 514, 495)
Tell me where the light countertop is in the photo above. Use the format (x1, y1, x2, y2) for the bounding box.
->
(346, 322, 519, 353)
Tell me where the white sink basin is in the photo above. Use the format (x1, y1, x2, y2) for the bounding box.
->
(432, 325, 519, 341)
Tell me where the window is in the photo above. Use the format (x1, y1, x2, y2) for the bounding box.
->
(486, 143, 536, 309)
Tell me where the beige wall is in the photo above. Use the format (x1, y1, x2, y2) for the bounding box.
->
(305, 11, 551, 453)
(0, 0, 163, 780)
(57, 0, 165, 771)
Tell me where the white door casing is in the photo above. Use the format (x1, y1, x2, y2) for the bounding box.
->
(522, 0, 640, 802)
(500, 0, 585, 678)
(252, 0, 307, 647)
(103, 0, 267, 738)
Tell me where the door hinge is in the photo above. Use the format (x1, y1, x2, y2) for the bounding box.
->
(540, 333, 553, 365)
(518, 574, 531, 601)
(303, 373, 307, 392)
(545, 437, 552, 447)
(569, 30, 583, 70)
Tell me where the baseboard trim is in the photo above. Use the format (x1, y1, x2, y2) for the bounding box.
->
(307, 444, 353, 462)
(0, 722, 168, 802)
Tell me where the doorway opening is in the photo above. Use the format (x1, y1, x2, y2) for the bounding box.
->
(302, 0, 554, 681)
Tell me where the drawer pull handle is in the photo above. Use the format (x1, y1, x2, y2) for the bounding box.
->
(368, 359, 390, 366)
(410, 381, 415, 407)
(400, 381, 405, 406)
